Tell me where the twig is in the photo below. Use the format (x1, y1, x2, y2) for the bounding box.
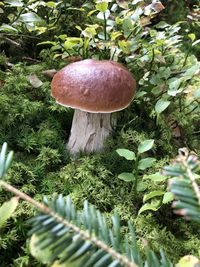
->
(2, 37, 23, 49)
(22, 57, 41, 63)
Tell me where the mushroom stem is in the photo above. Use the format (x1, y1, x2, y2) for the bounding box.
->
(67, 109, 113, 154)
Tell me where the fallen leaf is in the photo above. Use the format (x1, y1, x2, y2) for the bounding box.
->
(0, 80, 5, 87)
(28, 74, 43, 88)
(42, 69, 57, 79)
(116, 0, 129, 9)
(65, 56, 82, 63)
(150, 1, 165, 13)
(168, 118, 182, 138)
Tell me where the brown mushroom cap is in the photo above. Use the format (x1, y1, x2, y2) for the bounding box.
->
(51, 59, 136, 113)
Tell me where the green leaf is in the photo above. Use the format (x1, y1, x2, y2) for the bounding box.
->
(111, 31, 122, 41)
(167, 78, 182, 96)
(19, 13, 41, 22)
(64, 38, 83, 50)
(138, 203, 159, 215)
(155, 99, 170, 114)
(35, 26, 47, 34)
(184, 64, 199, 80)
(131, 7, 143, 21)
(122, 18, 133, 37)
(155, 21, 170, 29)
(0, 24, 18, 32)
(162, 192, 174, 204)
(137, 181, 147, 192)
(4, 0, 23, 6)
(143, 190, 165, 203)
(118, 172, 134, 182)
(138, 140, 154, 154)
(177, 255, 200, 267)
(82, 27, 96, 39)
(97, 10, 110, 20)
(87, 10, 98, 16)
(144, 172, 168, 182)
(95, 2, 108, 12)
(138, 157, 156, 170)
(188, 33, 196, 42)
(192, 39, 200, 47)
(37, 41, 57, 46)
(0, 197, 19, 227)
(135, 91, 147, 98)
(116, 149, 136, 160)
(118, 40, 131, 54)
(46, 1, 56, 8)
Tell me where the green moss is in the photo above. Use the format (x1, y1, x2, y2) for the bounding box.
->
(0, 61, 200, 265)
(135, 215, 200, 263)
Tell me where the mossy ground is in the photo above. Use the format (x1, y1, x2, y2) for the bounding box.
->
(0, 62, 200, 266)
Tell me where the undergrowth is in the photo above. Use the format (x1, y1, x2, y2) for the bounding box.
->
(0, 63, 200, 265)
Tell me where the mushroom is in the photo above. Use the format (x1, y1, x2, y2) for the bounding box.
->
(51, 59, 136, 154)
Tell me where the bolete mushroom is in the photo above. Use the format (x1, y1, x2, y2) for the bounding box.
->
(51, 59, 136, 154)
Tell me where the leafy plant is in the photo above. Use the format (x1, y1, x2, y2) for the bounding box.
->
(37, 0, 165, 60)
(116, 140, 174, 214)
(116, 139, 155, 194)
(138, 171, 174, 214)
(0, 1, 200, 265)
(0, 0, 86, 59)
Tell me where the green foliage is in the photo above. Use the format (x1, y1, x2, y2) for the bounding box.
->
(0, 197, 18, 227)
(0, 143, 173, 267)
(0, 0, 86, 60)
(36, 0, 165, 60)
(116, 139, 157, 208)
(116, 137, 174, 214)
(0, 0, 200, 265)
(0, 147, 173, 267)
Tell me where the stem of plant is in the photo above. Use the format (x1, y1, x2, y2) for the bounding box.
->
(182, 48, 190, 68)
(179, 97, 182, 112)
(131, 156, 139, 197)
(103, 12, 107, 41)
(149, 48, 155, 72)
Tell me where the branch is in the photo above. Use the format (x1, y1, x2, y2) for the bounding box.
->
(0, 180, 138, 267)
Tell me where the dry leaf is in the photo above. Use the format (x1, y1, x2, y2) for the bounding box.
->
(0, 80, 5, 87)
(150, 1, 164, 13)
(28, 74, 43, 88)
(65, 56, 82, 63)
(168, 119, 182, 138)
(42, 69, 57, 79)
(116, 0, 129, 9)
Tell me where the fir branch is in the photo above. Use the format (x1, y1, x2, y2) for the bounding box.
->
(0, 180, 138, 267)
(0, 142, 173, 267)
(179, 152, 200, 206)
(164, 148, 200, 222)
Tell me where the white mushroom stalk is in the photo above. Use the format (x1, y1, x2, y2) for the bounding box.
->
(67, 110, 112, 154)
(51, 59, 136, 154)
